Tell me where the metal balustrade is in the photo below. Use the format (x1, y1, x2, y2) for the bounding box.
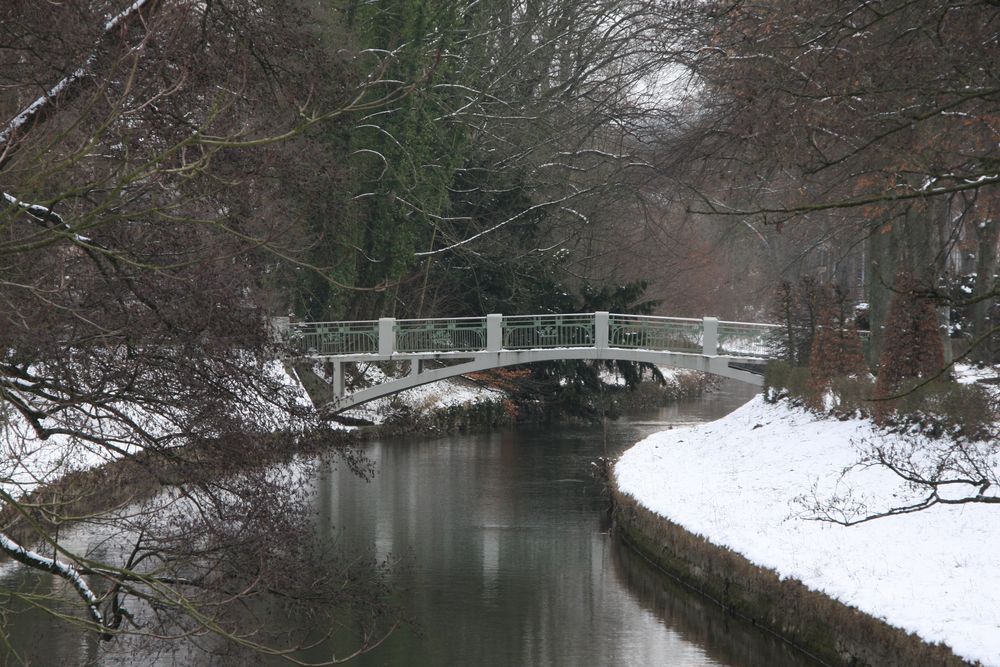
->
(283, 313, 809, 359)
(501, 314, 595, 349)
(609, 314, 703, 352)
(287, 320, 378, 355)
(395, 317, 487, 353)
(717, 321, 780, 358)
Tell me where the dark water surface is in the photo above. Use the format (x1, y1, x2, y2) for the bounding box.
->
(3, 382, 820, 666)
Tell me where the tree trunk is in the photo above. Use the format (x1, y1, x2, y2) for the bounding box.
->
(971, 218, 999, 364)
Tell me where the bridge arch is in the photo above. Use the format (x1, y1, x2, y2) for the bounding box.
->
(319, 348, 765, 413)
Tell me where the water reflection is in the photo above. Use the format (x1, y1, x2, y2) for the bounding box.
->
(610, 540, 810, 667)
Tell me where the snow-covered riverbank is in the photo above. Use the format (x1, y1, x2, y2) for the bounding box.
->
(615, 395, 1000, 666)
(1, 360, 311, 498)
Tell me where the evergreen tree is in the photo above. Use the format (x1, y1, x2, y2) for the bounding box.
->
(808, 302, 867, 410)
(874, 273, 946, 422)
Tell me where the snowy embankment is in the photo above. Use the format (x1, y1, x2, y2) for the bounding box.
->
(1, 360, 310, 499)
(615, 395, 1000, 666)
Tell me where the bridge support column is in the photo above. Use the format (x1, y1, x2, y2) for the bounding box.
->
(702, 317, 718, 356)
(487, 314, 502, 351)
(595, 311, 609, 349)
(409, 359, 421, 376)
(332, 361, 345, 399)
(378, 317, 395, 357)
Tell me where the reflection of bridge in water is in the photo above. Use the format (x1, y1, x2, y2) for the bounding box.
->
(280, 312, 780, 413)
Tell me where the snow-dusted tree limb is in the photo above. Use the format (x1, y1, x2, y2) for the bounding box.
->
(0, 0, 154, 151)
(2, 192, 95, 245)
(0, 531, 104, 628)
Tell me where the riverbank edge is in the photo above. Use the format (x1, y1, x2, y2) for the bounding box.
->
(607, 481, 974, 667)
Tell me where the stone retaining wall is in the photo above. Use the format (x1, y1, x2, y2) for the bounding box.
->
(610, 484, 973, 667)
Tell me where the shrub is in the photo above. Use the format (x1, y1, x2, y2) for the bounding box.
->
(764, 361, 812, 404)
(828, 374, 876, 416)
(888, 379, 997, 440)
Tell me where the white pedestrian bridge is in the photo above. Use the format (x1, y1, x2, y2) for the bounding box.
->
(281, 312, 779, 413)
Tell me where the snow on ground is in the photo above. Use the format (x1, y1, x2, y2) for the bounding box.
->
(338, 368, 506, 425)
(954, 362, 1000, 387)
(615, 395, 1000, 666)
(599, 365, 699, 388)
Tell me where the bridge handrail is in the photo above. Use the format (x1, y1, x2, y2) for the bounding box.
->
(609, 312, 703, 324)
(394, 315, 489, 324)
(717, 318, 781, 329)
(284, 312, 798, 359)
(608, 314, 703, 352)
(717, 320, 778, 358)
(287, 320, 379, 355)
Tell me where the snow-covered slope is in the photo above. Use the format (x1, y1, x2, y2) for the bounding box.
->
(615, 396, 1000, 666)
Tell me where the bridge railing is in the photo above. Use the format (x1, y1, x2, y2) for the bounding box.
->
(288, 320, 379, 355)
(286, 312, 783, 359)
(717, 320, 781, 358)
(395, 316, 487, 353)
(609, 314, 703, 352)
(502, 314, 595, 349)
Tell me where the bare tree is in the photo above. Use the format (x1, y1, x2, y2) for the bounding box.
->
(1, 1, 410, 660)
(659, 0, 1000, 355)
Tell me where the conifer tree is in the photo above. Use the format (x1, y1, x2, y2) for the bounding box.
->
(873, 273, 945, 422)
(808, 301, 867, 410)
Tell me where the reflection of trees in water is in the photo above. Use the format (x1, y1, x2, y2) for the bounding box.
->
(1, 456, 397, 667)
(609, 538, 819, 667)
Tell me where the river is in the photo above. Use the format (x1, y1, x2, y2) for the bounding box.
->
(3, 381, 819, 666)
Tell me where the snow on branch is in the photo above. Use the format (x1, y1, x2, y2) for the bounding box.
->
(0, 531, 105, 627)
(2, 191, 94, 244)
(414, 187, 596, 257)
(0, 0, 153, 147)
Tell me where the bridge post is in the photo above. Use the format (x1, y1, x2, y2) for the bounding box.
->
(270, 316, 290, 344)
(332, 361, 345, 399)
(702, 317, 718, 356)
(595, 311, 609, 349)
(486, 314, 502, 351)
(378, 317, 395, 357)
